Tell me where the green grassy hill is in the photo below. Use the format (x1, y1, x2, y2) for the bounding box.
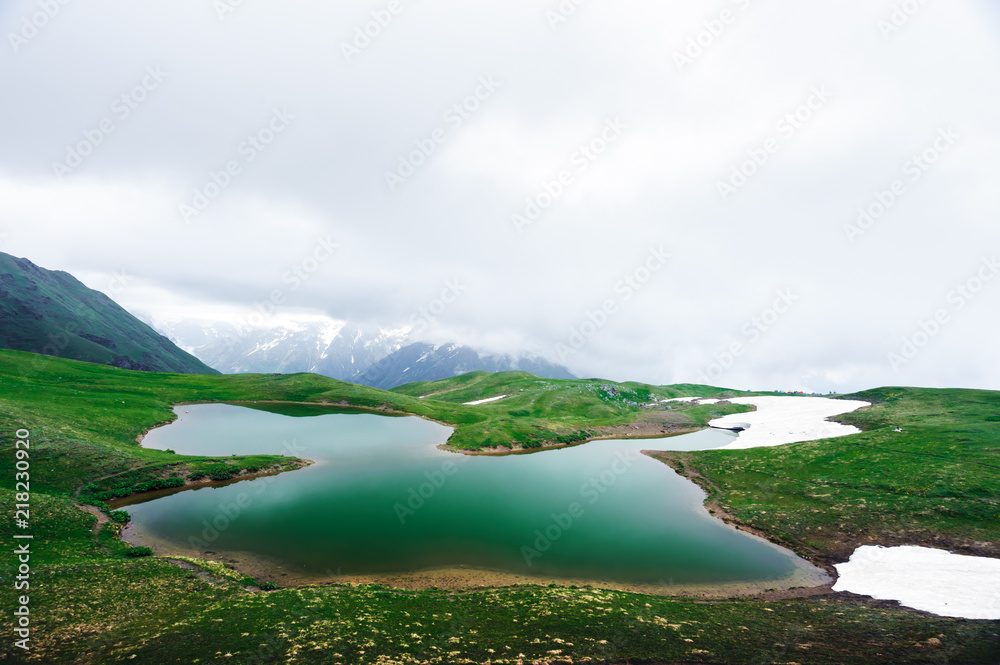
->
(393, 371, 739, 450)
(0, 252, 217, 374)
(1, 350, 997, 663)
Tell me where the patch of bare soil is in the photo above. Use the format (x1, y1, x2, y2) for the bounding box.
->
(164, 559, 255, 590)
(76, 503, 109, 536)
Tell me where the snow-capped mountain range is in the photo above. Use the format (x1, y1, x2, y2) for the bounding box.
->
(143, 316, 409, 379)
(141, 314, 575, 389)
(353, 341, 576, 390)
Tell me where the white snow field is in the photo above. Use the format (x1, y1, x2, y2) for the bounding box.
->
(707, 396, 870, 449)
(833, 545, 1000, 620)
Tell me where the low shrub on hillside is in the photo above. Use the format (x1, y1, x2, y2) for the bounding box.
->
(207, 464, 238, 481)
(108, 510, 131, 524)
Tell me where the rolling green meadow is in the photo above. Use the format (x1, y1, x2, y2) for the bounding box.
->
(1, 349, 998, 663)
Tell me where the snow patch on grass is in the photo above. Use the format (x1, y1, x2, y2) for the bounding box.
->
(463, 395, 511, 406)
(710, 396, 869, 449)
(833, 545, 1000, 620)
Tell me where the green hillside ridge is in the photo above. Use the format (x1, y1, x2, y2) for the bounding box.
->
(394, 370, 749, 450)
(0, 350, 997, 663)
(0, 252, 217, 375)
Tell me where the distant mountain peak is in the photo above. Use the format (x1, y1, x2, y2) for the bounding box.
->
(147, 316, 410, 379)
(145, 313, 572, 388)
(351, 341, 575, 390)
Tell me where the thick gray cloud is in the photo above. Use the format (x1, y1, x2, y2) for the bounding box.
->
(2, 0, 998, 392)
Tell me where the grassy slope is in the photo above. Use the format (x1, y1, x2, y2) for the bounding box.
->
(0, 351, 998, 663)
(393, 371, 736, 449)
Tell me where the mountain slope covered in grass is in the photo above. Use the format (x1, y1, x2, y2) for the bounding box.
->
(0, 252, 218, 374)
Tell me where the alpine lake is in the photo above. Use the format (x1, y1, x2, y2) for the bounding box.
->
(117, 403, 829, 595)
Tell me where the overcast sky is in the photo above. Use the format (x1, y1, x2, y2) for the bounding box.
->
(2, 0, 998, 393)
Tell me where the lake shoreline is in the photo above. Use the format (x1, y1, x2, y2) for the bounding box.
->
(119, 523, 831, 600)
(122, 400, 853, 602)
(119, 402, 834, 601)
(647, 449, 841, 582)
